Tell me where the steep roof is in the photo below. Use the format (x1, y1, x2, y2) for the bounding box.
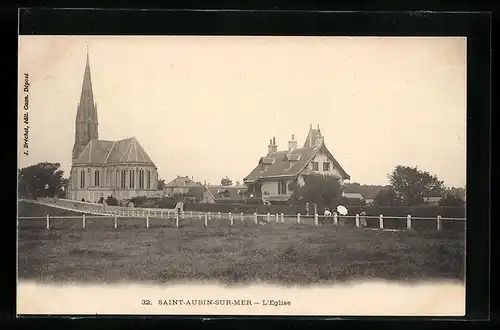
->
(243, 143, 350, 183)
(165, 176, 199, 188)
(303, 126, 322, 148)
(204, 185, 247, 201)
(74, 137, 155, 166)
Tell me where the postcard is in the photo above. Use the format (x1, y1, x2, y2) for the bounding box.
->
(17, 35, 466, 316)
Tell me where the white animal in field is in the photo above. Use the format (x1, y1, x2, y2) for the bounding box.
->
(324, 209, 332, 217)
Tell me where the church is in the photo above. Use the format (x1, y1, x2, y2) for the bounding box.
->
(66, 51, 160, 202)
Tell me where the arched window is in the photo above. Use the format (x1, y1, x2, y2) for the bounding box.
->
(147, 170, 151, 189)
(121, 169, 126, 189)
(115, 170, 119, 188)
(80, 170, 85, 188)
(129, 169, 135, 189)
(139, 169, 144, 189)
(95, 170, 100, 187)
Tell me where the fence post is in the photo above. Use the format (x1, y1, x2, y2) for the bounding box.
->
(437, 215, 442, 231)
(82, 214, 86, 229)
(297, 213, 301, 224)
(229, 212, 233, 226)
(218, 212, 221, 220)
(241, 212, 244, 222)
(334, 213, 338, 225)
(204, 214, 208, 227)
(276, 213, 279, 223)
(208, 212, 211, 220)
(253, 213, 258, 224)
(175, 213, 179, 228)
(281, 213, 284, 223)
(114, 214, 117, 229)
(46, 214, 50, 230)
(314, 213, 319, 226)
(161, 211, 163, 218)
(355, 214, 360, 228)
(190, 211, 193, 218)
(181, 211, 185, 220)
(407, 214, 412, 230)
(146, 215, 149, 228)
(167, 211, 170, 218)
(199, 212, 202, 220)
(267, 213, 270, 222)
(379, 214, 384, 229)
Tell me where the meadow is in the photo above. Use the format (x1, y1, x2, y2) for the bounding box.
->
(18, 221, 465, 285)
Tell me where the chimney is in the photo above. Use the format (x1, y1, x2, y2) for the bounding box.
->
(267, 137, 277, 155)
(288, 134, 297, 151)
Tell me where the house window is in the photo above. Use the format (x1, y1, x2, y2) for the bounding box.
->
(277, 180, 287, 195)
(129, 169, 135, 189)
(94, 170, 100, 187)
(147, 170, 151, 189)
(139, 169, 144, 189)
(312, 162, 319, 171)
(80, 170, 85, 188)
(121, 169, 126, 189)
(323, 162, 330, 171)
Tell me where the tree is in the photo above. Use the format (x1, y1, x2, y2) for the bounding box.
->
(157, 179, 166, 190)
(374, 186, 402, 206)
(18, 162, 66, 198)
(440, 187, 465, 206)
(187, 185, 204, 202)
(290, 174, 342, 207)
(388, 165, 445, 206)
(220, 176, 233, 186)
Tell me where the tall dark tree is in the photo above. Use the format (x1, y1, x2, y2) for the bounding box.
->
(290, 174, 342, 207)
(388, 165, 445, 206)
(220, 176, 233, 186)
(374, 186, 402, 206)
(18, 162, 66, 198)
(157, 179, 166, 190)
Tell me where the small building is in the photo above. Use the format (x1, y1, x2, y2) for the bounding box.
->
(424, 196, 442, 205)
(164, 176, 200, 195)
(202, 185, 247, 203)
(342, 191, 365, 201)
(243, 125, 350, 204)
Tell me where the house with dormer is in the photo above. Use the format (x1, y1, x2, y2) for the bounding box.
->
(243, 125, 350, 204)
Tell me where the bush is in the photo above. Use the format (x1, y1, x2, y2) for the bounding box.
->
(105, 195, 118, 206)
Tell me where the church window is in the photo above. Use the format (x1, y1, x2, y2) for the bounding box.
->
(95, 170, 100, 187)
(115, 170, 119, 188)
(147, 170, 151, 189)
(130, 169, 135, 189)
(139, 169, 144, 189)
(121, 169, 126, 189)
(80, 170, 85, 188)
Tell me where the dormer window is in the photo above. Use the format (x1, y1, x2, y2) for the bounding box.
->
(312, 162, 319, 171)
(323, 162, 330, 171)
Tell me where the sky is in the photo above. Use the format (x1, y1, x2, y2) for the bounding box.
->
(18, 36, 466, 187)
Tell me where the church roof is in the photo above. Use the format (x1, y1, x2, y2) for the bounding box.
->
(74, 137, 155, 166)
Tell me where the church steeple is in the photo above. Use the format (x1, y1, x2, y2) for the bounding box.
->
(72, 49, 99, 163)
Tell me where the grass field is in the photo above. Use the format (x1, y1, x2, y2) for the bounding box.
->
(18, 221, 465, 285)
